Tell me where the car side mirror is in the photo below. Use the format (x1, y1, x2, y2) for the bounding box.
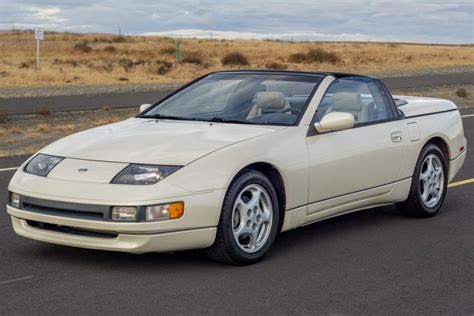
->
(314, 112, 355, 133)
(139, 104, 152, 112)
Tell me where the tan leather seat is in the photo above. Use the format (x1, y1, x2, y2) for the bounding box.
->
(324, 91, 367, 123)
(246, 91, 289, 119)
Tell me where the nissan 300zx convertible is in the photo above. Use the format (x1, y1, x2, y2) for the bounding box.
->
(7, 71, 466, 265)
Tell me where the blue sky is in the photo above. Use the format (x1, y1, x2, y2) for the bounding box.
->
(1, 0, 473, 43)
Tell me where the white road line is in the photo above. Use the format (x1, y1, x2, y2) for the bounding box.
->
(461, 114, 474, 118)
(0, 275, 34, 285)
(0, 167, 18, 172)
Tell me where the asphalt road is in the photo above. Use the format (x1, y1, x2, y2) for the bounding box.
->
(1, 71, 473, 115)
(0, 112, 472, 314)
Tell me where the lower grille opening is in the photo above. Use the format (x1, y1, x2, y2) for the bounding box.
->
(22, 203, 104, 221)
(26, 220, 118, 239)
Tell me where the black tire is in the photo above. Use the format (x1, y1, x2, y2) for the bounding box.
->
(206, 169, 280, 265)
(396, 143, 448, 218)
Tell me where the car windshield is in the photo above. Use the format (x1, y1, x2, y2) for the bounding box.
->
(141, 73, 323, 126)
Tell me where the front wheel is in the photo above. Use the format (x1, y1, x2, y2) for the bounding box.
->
(206, 170, 279, 265)
(396, 143, 448, 217)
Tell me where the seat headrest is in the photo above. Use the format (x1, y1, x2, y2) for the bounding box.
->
(255, 91, 286, 110)
(330, 91, 362, 112)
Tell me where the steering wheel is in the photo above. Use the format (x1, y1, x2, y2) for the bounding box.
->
(279, 108, 300, 115)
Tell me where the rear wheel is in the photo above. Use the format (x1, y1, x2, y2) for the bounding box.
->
(396, 143, 448, 217)
(206, 170, 279, 265)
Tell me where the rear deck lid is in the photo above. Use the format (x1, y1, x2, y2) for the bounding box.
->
(393, 95, 457, 118)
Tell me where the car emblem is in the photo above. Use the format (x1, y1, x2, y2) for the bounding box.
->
(78, 167, 88, 173)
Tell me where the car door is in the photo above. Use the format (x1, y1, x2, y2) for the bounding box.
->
(306, 76, 406, 215)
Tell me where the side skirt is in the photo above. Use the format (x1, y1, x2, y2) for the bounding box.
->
(281, 177, 411, 232)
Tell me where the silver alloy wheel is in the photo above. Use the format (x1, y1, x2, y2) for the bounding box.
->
(419, 154, 444, 208)
(232, 184, 273, 253)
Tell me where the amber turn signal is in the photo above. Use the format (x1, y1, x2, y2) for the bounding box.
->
(168, 202, 184, 219)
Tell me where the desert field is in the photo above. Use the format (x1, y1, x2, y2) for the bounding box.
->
(0, 30, 473, 87)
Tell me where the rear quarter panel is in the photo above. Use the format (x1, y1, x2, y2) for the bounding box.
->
(399, 109, 466, 182)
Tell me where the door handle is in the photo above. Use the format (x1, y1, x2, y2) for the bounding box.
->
(391, 131, 403, 143)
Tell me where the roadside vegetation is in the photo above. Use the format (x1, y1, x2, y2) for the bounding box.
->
(456, 87, 468, 98)
(0, 30, 472, 87)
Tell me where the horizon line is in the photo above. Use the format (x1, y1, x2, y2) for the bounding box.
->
(1, 27, 472, 46)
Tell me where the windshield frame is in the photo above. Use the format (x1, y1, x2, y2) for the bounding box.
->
(137, 71, 325, 127)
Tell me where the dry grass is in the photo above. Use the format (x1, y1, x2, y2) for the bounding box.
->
(0, 30, 472, 87)
(288, 52, 307, 63)
(222, 51, 250, 66)
(181, 52, 205, 65)
(92, 115, 123, 126)
(0, 112, 8, 123)
(73, 42, 93, 53)
(103, 45, 117, 53)
(149, 60, 173, 75)
(56, 124, 75, 133)
(456, 87, 468, 98)
(265, 62, 288, 70)
(35, 106, 51, 116)
(35, 124, 50, 133)
(160, 46, 176, 55)
(10, 127, 22, 134)
(305, 48, 341, 64)
(288, 48, 341, 64)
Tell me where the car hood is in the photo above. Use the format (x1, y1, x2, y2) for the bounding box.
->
(42, 118, 285, 165)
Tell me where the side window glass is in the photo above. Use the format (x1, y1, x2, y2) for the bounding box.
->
(315, 77, 393, 124)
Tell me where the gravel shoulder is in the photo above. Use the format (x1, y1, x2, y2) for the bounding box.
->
(374, 65, 474, 78)
(0, 83, 181, 99)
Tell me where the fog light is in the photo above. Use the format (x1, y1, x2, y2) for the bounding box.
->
(111, 206, 138, 221)
(10, 193, 20, 208)
(146, 202, 184, 221)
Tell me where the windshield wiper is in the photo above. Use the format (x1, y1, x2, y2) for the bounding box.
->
(140, 113, 199, 121)
(205, 117, 257, 125)
(141, 114, 266, 125)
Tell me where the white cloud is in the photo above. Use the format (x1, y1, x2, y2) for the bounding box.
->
(0, 0, 472, 43)
(27, 6, 67, 24)
(141, 29, 374, 42)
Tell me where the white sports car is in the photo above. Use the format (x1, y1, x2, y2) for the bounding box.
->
(7, 71, 467, 265)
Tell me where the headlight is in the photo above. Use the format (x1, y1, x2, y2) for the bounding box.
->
(111, 164, 180, 185)
(24, 154, 63, 177)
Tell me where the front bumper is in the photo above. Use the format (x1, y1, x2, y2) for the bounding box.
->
(10, 215, 216, 253)
(6, 187, 224, 253)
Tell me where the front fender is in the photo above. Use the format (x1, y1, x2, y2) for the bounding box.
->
(165, 126, 310, 211)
